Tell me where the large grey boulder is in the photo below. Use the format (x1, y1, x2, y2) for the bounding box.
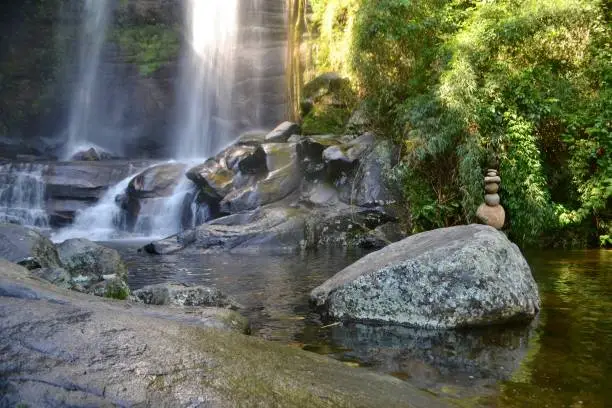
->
(323, 133, 375, 165)
(57, 238, 128, 290)
(311, 225, 540, 328)
(0, 223, 61, 269)
(44, 160, 153, 200)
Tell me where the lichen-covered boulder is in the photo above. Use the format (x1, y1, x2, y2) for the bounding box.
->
(57, 238, 128, 286)
(0, 223, 62, 269)
(311, 224, 540, 328)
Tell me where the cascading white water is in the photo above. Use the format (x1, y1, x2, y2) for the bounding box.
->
(65, 0, 112, 158)
(52, 172, 132, 242)
(0, 163, 49, 229)
(52, 162, 199, 242)
(174, 0, 240, 158)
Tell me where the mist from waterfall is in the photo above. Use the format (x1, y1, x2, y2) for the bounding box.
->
(64, 0, 112, 158)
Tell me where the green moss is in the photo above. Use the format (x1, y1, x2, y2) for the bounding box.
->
(302, 105, 351, 135)
(103, 278, 130, 300)
(111, 25, 180, 77)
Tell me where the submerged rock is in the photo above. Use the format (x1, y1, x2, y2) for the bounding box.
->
(311, 224, 540, 328)
(133, 283, 240, 309)
(0, 223, 61, 269)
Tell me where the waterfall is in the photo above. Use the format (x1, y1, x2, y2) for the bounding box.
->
(174, 0, 288, 159)
(65, 0, 112, 158)
(0, 163, 49, 229)
(174, 0, 240, 158)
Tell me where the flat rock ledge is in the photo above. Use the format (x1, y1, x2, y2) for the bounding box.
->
(0, 260, 451, 408)
(311, 224, 540, 329)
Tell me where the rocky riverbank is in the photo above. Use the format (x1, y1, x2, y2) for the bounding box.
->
(0, 260, 451, 408)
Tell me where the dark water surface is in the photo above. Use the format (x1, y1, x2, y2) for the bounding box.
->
(109, 241, 611, 407)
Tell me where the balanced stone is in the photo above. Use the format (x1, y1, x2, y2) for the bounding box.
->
(486, 172, 498, 177)
(487, 169, 498, 173)
(484, 176, 501, 184)
(485, 183, 499, 194)
(476, 203, 505, 229)
(485, 193, 500, 206)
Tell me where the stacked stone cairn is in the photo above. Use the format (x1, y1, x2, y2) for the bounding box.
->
(476, 169, 505, 229)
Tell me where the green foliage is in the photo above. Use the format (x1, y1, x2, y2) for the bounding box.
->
(302, 105, 351, 135)
(112, 25, 180, 77)
(308, 0, 611, 246)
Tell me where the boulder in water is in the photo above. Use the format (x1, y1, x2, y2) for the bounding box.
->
(311, 224, 540, 328)
(0, 223, 62, 269)
(57, 238, 128, 288)
(191, 206, 308, 253)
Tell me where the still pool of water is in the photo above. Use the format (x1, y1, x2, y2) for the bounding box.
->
(109, 242, 611, 407)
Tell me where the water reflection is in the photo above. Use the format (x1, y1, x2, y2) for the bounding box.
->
(114, 243, 612, 407)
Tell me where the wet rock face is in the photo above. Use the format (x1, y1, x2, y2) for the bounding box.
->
(0, 223, 61, 269)
(311, 224, 540, 329)
(219, 143, 301, 213)
(127, 162, 187, 199)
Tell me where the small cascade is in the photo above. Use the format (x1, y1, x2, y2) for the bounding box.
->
(0, 163, 49, 229)
(130, 176, 197, 239)
(52, 173, 133, 242)
(52, 162, 201, 242)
